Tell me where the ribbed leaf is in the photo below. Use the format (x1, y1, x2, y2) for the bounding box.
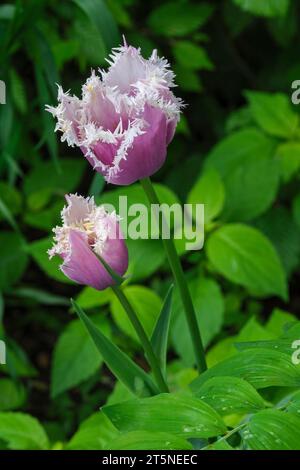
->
(107, 431, 193, 450)
(193, 376, 265, 415)
(242, 410, 300, 450)
(191, 348, 300, 390)
(103, 393, 226, 439)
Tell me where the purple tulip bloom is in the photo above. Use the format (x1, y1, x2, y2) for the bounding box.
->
(48, 194, 128, 290)
(46, 41, 183, 185)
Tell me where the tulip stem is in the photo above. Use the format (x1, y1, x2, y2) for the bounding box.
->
(110, 284, 169, 393)
(140, 177, 207, 373)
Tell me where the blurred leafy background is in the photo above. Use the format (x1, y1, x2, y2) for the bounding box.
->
(1, 0, 300, 450)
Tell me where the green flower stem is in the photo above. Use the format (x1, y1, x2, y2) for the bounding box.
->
(140, 177, 207, 373)
(110, 283, 169, 393)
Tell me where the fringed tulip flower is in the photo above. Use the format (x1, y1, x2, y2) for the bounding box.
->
(46, 40, 183, 185)
(48, 194, 128, 290)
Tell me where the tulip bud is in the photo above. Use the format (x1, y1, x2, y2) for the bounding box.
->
(48, 194, 128, 290)
(46, 41, 183, 185)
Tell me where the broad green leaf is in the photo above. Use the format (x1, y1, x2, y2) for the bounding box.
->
(167, 361, 198, 391)
(221, 157, 280, 222)
(266, 308, 297, 337)
(187, 168, 225, 223)
(233, 0, 290, 18)
(234, 324, 300, 357)
(284, 390, 300, 415)
(126, 238, 165, 282)
(151, 285, 173, 373)
(51, 316, 110, 397)
(0, 232, 28, 291)
(106, 381, 135, 406)
(206, 224, 287, 299)
(24, 200, 62, 232)
(75, 286, 112, 310)
(191, 348, 300, 390)
(254, 207, 300, 275)
(172, 278, 224, 366)
(23, 159, 85, 196)
(72, 300, 158, 395)
(28, 237, 72, 284)
(246, 91, 298, 138)
(193, 376, 265, 415)
(0, 412, 49, 450)
(0, 379, 26, 411)
(206, 127, 274, 177)
(2, 340, 37, 378)
(103, 393, 226, 438)
(147, 2, 214, 37)
(225, 106, 253, 132)
(66, 412, 118, 450)
(173, 41, 213, 71)
(111, 286, 162, 343)
(107, 431, 193, 451)
(276, 142, 300, 182)
(242, 409, 300, 450)
(173, 65, 203, 92)
(207, 316, 274, 367)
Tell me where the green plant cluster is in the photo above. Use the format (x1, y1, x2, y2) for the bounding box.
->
(0, 0, 300, 451)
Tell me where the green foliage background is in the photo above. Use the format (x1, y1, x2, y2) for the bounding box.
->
(1, 0, 300, 450)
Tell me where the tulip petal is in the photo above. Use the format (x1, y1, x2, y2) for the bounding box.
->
(106, 105, 168, 185)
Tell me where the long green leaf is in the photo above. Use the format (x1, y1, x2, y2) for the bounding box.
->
(72, 300, 159, 396)
(150, 284, 173, 373)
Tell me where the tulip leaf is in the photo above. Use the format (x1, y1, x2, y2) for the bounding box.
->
(0, 412, 49, 450)
(103, 393, 226, 439)
(246, 91, 298, 139)
(206, 223, 287, 299)
(73, 0, 119, 52)
(72, 300, 159, 396)
(187, 167, 225, 223)
(150, 285, 173, 373)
